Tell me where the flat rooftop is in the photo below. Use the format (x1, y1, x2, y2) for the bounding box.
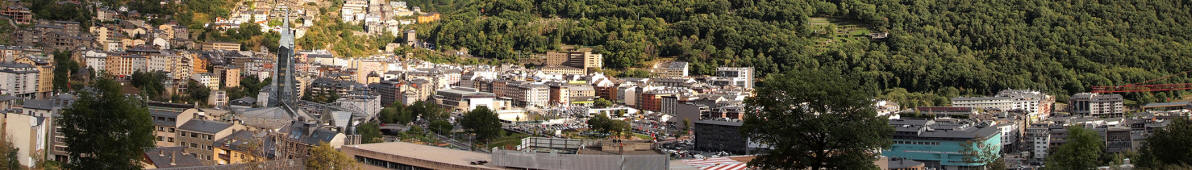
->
(343, 142, 494, 169)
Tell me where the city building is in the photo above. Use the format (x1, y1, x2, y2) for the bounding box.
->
(416, 13, 441, 23)
(0, 6, 32, 24)
(271, 15, 298, 105)
(952, 89, 1054, 122)
(2, 108, 52, 167)
(548, 83, 571, 106)
(212, 130, 267, 165)
(20, 95, 75, 162)
(0, 62, 39, 97)
(143, 147, 212, 168)
(713, 67, 754, 89)
(914, 107, 979, 118)
(218, 66, 241, 89)
(652, 61, 689, 78)
(994, 90, 1055, 121)
(11, 57, 52, 98)
(1104, 127, 1132, 154)
(342, 142, 497, 170)
(1025, 124, 1050, 163)
(150, 104, 198, 147)
(434, 87, 499, 113)
(191, 73, 219, 90)
(884, 119, 1001, 169)
(541, 66, 585, 75)
(501, 81, 549, 108)
(274, 122, 346, 160)
(209, 90, 229, 107)
(337, 95, 383, 121)
(490, 139, 670, 170)
(694, 120, 754, 154)
(105, 54, 147, 77)
(1069, 93, 1125, 117)
(371, 80, 404, 105)
(950, 97, 1013, 110)
(307, 77, 368, 97)
(545, 48, 603, 71)
(177, 119, 243, 162)
(202, 42, 241, 51)
(84, 51, 108, 72)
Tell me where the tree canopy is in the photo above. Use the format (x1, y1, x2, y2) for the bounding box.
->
(305, 142, 358, 170)
(60, 77, 155, 169)
(1046, 126, 1104, 170)
(1137, 118, 1192, 168)
(741, 69, 892, 169)
(414, 0, 1192, 103)
(356, 122, 383, 144)
(52, 50, 80, 92)
(460, 106, 502, 144)
(130, 71, 168, 100)
(586, 113, 629, 137)
(186, 79, 211, 105)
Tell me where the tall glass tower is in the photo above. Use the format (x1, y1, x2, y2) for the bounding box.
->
(274, 9, 296, 103)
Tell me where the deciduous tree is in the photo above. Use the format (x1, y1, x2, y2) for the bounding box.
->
(1137, 118, 1192, 168)
(1046, 126, 1103, 170)
(460, 107, 502, 144)
(306, 142, 358, 170)
(741, 69, 892, 169)
(356, 122, 383, 144)
(60, 78, 155, 169)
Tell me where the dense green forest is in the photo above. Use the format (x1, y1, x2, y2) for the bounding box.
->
(417, 0, 1192, 106)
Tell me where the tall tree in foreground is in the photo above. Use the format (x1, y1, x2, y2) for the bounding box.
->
(741, 69, 892, 170)
(306, 142, 358, 170)
(0, 135, 18, 170)
(1046, 126, 1103, 170)
(460, 106, 502, 144)
(1137, 118, 1192, 168)
(60, 77, 155, 169)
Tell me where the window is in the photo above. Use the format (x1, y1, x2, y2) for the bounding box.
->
(191, 133, 196, 138)
(180, 131, 187, 136)
(191, 143, 197, 148)
(169, 128, 175, 132)
(157, 136, 163, 141)
(168, 137, 174, 142)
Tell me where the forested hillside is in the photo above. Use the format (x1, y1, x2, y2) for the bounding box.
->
(418, 0, 1192, 106)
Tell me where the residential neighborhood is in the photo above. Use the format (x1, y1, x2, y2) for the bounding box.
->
(0, 0, 1190, 170)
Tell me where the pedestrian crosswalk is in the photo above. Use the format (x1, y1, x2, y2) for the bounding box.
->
(682, 157, 748, 170)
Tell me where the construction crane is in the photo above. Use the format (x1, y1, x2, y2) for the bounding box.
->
(1091, 70, 1192, 93)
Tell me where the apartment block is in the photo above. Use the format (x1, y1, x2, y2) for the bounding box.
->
(1069, 93, 1125, 117)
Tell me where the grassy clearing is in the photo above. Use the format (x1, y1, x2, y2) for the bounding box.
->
(489, 132, 532, 149)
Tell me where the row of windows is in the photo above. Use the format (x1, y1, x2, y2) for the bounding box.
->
(180, 142, 215, 151)
(156, 136, 174, 142)
(153, 116, 177, 122)
(179, 131, 214, 140)
(156, 126, 176, 132)
(355, 156, 431, 170)
(894, 140, 941, 146)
